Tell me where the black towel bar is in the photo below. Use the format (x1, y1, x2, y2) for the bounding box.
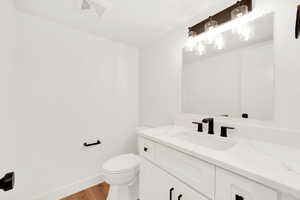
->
(83, 140, 101, 147)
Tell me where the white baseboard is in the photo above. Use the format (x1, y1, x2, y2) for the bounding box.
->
(32, 174, 104, 200)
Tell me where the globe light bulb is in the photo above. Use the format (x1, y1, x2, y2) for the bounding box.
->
(234, 24, 254, 41)
(231, 3, 249, 20)
(184, 31, 197, 52)
(204, 17, 218, 44)
(214, 34, 225, 50)
(195, 42, 206, 56)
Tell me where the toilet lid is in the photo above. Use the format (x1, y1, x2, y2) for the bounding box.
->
(102, 154, 140, 173)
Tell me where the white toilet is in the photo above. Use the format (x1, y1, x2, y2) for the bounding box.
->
(102, 154, 140, 200)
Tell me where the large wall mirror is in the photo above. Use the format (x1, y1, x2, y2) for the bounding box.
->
(182, 13, 274, 121)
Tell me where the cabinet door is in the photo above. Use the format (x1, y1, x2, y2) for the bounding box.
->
(140, 158, 176, 200)
(216, 168, 278, 200)
(140, 158, 208, 200)
(173, 175, 208, 200)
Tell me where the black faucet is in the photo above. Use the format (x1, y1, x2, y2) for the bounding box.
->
(202, 118, 214, 134)
(220, 126, 235, 137)
(192, 122, 203, 132)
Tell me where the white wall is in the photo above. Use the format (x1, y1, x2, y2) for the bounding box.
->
(0, 0, 16, 199)
(139, 0, 300, 130)
(272, 0, 300, 129)
(11, 12, 139, 199)
(139, 30, 183, 126)
(182, 42, 274, 120)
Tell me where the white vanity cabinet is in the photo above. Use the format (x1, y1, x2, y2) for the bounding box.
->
(140, 158, 208, 200)
(139, 137, 280, 200)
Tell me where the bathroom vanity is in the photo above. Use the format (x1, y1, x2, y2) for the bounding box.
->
(138, 11, 300, 200)
(138, 125, 300, 200)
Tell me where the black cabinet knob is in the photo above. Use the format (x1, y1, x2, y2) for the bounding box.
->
(236, 194, 244, 200)
(143, 147, 148, 152)
(0, 172, 15, 192)
(242, 113, 249, 118)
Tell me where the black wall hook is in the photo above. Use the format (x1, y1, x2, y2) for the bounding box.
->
(83, 140, 101, 147)
(296, 5, 300, 39)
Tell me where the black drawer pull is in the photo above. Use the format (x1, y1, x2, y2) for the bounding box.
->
(236, 194, 244, 200)
(83, 140, 101, 147)
(169, 188, 174, 200)
(143, 147, 148, 152)
(178, 194, 183, 200)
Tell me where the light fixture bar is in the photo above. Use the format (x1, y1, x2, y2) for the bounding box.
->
(188, 0, 252, 35)
(194, 11, 267, 42)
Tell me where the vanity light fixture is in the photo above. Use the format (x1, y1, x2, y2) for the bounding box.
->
(231, 1, 254, 41)
(234, 24, 254, 41)
(214, 34, 226, 50)
(231, 1, 249, 20)
(204, 17, 219, 44)
(184, 0, 252, 56)
(195, 42, 206, 56)
(185, 30, 198, 52)
(205, 17, 218, 32)
(188, 0, 252, 35)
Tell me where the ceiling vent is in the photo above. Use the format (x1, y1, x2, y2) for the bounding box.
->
(74, 0, 111, 18)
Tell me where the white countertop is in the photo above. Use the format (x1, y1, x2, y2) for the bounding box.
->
(138, 125, 300, 199)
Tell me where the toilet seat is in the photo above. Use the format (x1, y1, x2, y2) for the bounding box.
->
(102, 154, 140, 174)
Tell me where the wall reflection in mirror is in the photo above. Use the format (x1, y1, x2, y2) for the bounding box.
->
(182, 13, 274, 121)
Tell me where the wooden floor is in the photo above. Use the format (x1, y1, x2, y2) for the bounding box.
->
(61, 183, 110, 200)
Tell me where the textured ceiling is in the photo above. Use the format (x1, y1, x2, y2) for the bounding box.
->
(14, 0, 234, 47)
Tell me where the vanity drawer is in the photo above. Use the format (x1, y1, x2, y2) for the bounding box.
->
(155, 144, 215, 199)
(138, 137, 156, 161)
(216, 168, 278, 200)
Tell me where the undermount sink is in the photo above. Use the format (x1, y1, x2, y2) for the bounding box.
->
(171, 132, 237, 151)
